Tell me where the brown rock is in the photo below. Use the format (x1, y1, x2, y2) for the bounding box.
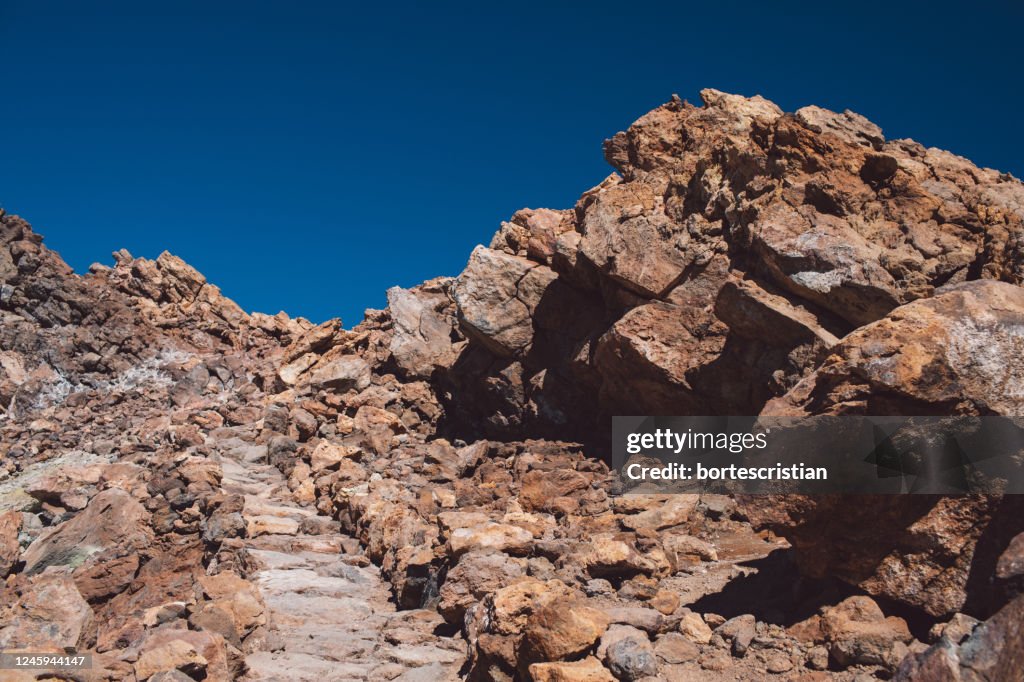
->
(134, 628, 229, 681)
(820, 596, 912, 668)
(619, 495, 698, 531)
(438, 550, 525, 624)
(577, 537, 671, 579)
(522, 601, 610, 662)
(195, 571, 265, 644)
(309, 440, 360, 473)
(484, 578, 577, 637)
(744, 280, 1024, 616)
(0, 510, 22, 576)
(528, 656, 615, 682)
(22, 488, 152, 602)
(996, 531, 1024, 579)
(767, 280, 1024, 416)
(519, 468, 591, 513)
(661, 533, 718, 569)
(896, 592, 1024, 681)
(678, 611, 713, 644)
(653, 632, 699, 664)
(578, 182, 689, 298)
(593, 301, 727, 415)
(135, 638, 209, 681)
(649, 590, 680, 616)
(309, 355, 371, 392)
(448, 522, 534, 558)
(386, 281, 461, 378)
(0, 572, 94, 650)
(452, 246, 557, 357)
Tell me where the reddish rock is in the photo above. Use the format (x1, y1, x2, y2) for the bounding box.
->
(528, 656, 615, 682)
(820, 596, 912, 669)
(0, 572, 94, 650)
(0, 510, 22, 577)
(521, 601, 610, 663)
(22, 488, 153, 602)
(452, 246, 557, 358)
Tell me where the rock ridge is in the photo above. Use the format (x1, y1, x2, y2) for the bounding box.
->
(1, 88, 1023, 680)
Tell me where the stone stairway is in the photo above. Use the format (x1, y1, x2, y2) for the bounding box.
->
(214, 444, 466, 681)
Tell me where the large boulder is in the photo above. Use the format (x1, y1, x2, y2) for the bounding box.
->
(896, 592, 1024, 681)
(386, 279, 462, 378)
(765, 280, 1024, 416)
(820, 596, 912, 668)
(452, 246, 558, 358)
(22, 488, 154, 602)
(0, 572, 94, 650)
(742, 280, 1024, 616)
(578, 182, 690, 298)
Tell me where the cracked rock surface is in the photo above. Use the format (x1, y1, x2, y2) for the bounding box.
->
(1, 88, 1023, 680)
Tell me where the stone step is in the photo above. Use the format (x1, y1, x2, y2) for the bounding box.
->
(243, 495, 317, 519)
(244, 532, 350, 555)
(232, 450, 467, 682)
(243, 651, 375, 681)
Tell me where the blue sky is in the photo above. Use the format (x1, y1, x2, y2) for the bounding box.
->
(1, 1, 1021, 324)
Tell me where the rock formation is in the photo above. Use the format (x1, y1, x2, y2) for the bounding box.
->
(1, 88, 1023, 680)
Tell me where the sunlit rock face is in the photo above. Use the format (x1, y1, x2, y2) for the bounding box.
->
(1, 88, 1023, 679)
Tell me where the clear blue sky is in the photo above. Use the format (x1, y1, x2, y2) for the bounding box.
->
(1, 1, 1021, 325)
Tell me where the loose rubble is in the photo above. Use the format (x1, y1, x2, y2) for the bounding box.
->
(1, 87, 1023, 680)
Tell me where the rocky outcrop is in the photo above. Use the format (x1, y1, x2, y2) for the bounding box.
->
(1, 87, 1023, 680)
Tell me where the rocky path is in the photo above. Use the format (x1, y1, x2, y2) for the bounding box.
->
(214, 438, 466, 681)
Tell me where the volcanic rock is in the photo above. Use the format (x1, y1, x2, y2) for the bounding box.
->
(22, 488, 153, 602)
(0, 572, 94, 650)
(2, 86, 1023, 681)
(0, 510, 21, 576)
(820, 596, 912, 668)
(529, 657, 615, 682)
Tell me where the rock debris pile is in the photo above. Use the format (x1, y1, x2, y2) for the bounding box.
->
(1, 89, 1023, 680)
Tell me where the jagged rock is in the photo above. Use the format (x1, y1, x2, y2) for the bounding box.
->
(653, 632, 700, 664)
(278, 352, 318, 386)
(0, 572, 94, 650)
(134, 628, 230, 681)
(929, 613, 980, 645)
(765, 280, 1024, 416)
(578, 182, 690, 298)
(0, 510, 21, 576)
(619, 495, 698, 531)
(452, 246, 557, 357)
(309, 440, 360, 473)
(194, 570, 265, 645)
(2, 86, 1024, 681)
(521, 601, 610, 663)
(448, 522, 534, 558)
(593, 300, 727, 415)
(714, 278, 839, 348)
(744, 280, 1024, 616)
(820, 596, 912, 668)
(528, 656, 615, 682)
(438, 550, 525, 624)
(896, 592, 1024, 680)
(577, 537, 671, 579)
(386, 281, 462, 378)
(662, 533, 718, 569)
(678, 611, 713, 644)
(997, 532, 1024, 579)
(309, 355, 371, 392)
(715, 615, 756, 657)
(22, 488, 153, 602)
